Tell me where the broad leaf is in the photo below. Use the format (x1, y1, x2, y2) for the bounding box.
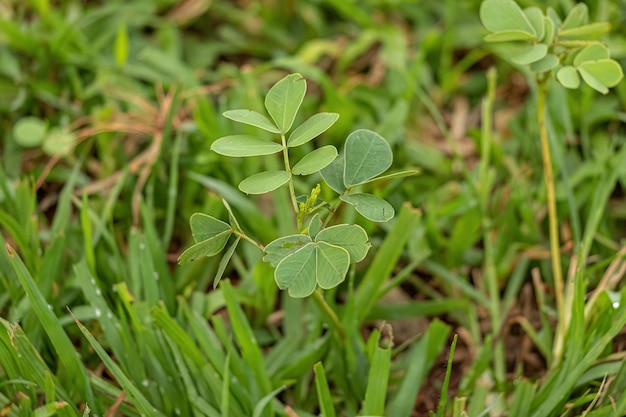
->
(560, 3, 588, 31)
(479, 0, 535, 37)
(340, 193, 394, 223)
(178, 232, 231, 264)
(223, 109, 280, 133)
(573, 44, 610, 66)
(211, 135, 283, 157)
(239, 171, 291, 194)
(13, 116, 46, 147)
(556, 66, 581, 89)
(292, 145, 338, 175)
(511, 44, 548, 65)
(320, 149, 347, 193)
(343, 129, 392, 187)
(190, 213, 231, 242)
(263, 234, 312, 267)
(315, 242, 350, 289)
(288, 112, 339, 147)
(265, 73, 307, 133)
(484, 30, 536, 42)
(530, 54, 559, 73)
(316, 224, 370, 263)
(274, 243, 317, 297)
(579, 60, 623, 87)
(559, 22, 610, 40)
(524, 7, 544, 41)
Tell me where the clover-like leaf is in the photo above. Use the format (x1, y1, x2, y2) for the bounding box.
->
(288, 112, 339, 147)
(292, 145, 338, 175)
(264, 234, 312, 267)
(274, 243, 317, 297)
(223, 109, 280, 133)
(340, 193, 394, 223)
(556, 66, 581, 89)
(320, 149, 347, 193)
(530, 54, 559, 73)
(178, 214, 233, 265)
(559, 22, 611, 40)
(239, 171, 291, 194)
(511, 44, 548, 65)
(14, 116, 46, 148)
(343, 129, 392, 187)
(578, 60, 623, 94)
(315, 242, 350, 290)
(560, 3, 588, 31)
(265, 73, 307, 133)
(480, 0, 536, 37)
(211, 135, 283, 157)
(316, 224, 370, 263)
(524, 7, 544, 41)
(573, 44, 610, 66)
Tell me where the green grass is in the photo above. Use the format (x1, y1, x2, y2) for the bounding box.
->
(2, 0, 626, 416)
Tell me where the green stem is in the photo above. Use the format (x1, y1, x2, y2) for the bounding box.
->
(312, 289, 345, 339)
(536, 76, 565, 364)
(280, 133, 300, 223)
(232, 230, 264, 251)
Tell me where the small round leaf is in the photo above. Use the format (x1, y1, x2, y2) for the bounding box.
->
(578, 60, 623, 90)
(530, 54, 559, 73)
(238, 171, 291, 194)
(316, 224, 370, 263)
(42, 128, 76, 156)
(292, 145, 338, 175)
(315, 242, 350, 290)
(274, 243, 317, 297)
(343, 129, 392, 187)
(340, 193, 395, 223)
(556, 66, 581, 89)
(14, 117, 46, 148)
(211, 135, 283, 157)
(573, 45, 610, 67)
(511, 44, 548, 65)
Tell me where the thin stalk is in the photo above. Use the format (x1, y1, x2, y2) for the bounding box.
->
(280, 133, 300, 222)
(536, 76, 565, 364)
(232, 230, 264, 251)
(312, 289, 345, 339)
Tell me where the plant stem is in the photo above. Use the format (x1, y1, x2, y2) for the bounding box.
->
(232, 230, 264, 251)
(312, 289, 345, 339)
(536, 76, 565, 363)
(280, 133, 300, 220)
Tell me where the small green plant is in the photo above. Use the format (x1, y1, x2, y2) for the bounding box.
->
(178, 73, 417, 299)
(480, 0, 623, 365)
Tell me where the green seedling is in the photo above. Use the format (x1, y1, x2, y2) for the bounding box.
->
(480, 0, 623, 365)
(179, 73, 417, 298)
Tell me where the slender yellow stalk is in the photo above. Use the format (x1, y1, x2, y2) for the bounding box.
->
(536, 76, 565, 362)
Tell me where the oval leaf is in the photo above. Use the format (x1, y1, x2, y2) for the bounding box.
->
(343, 129, 392, 187)
(560, 3, 588, 31)
(578, 60, 623, 89)
(320, 149, 347, 193)
(573, 44, 610, 66)
(178, 231, 231, 264)
(315, 242, 350, 290)
(265, 73, 307, 133)
(484, 30, 536, 42)
(340, 193, 394, 223)
(316, 224, 370, 263)
(287, 112, 339, 147)
(479, 0, 535, 36)
(263, 234, 312, 267)
(556, 66, 581, 89)
(223, 110, 280, 133)
(42, 128, 76, 156)
(239, 171, 291, 194)
(308, 214, 322, 238)
(543, 16, 556, 44)
(559, 22, 610, 40)
(530, 54, 559, 73)
(211, 135, 283, 157)
(292, 145, 338, 175)
(14, 116, 46, 147)
(511, 44, 548, 65)
(524, 7, 544, 41)
(190, 213, 232, 242)
(274, 243, 317, 298)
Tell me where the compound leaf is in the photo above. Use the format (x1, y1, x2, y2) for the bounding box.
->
(265, 73, 307, 133)
(211, 135, 283, 157)
(573, 44, 610, 66)
(343, 129, 392, 187)
(190, 213, 232, 242)
(315, 242, 350, 289)
(340, 193, 395, 223)
(288, 112, 339, 147)
(556, 66, 581, 89)
(316, 224, 370, 263)
(292, 145, 338, 175)
(530, 54, 559, 73)
(264, 234, 312, 267)
(511, 44, 548, 65)
(274, 244, 317, 297)
(223, 110, 280, 133)
(239, 171, 291, 194)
